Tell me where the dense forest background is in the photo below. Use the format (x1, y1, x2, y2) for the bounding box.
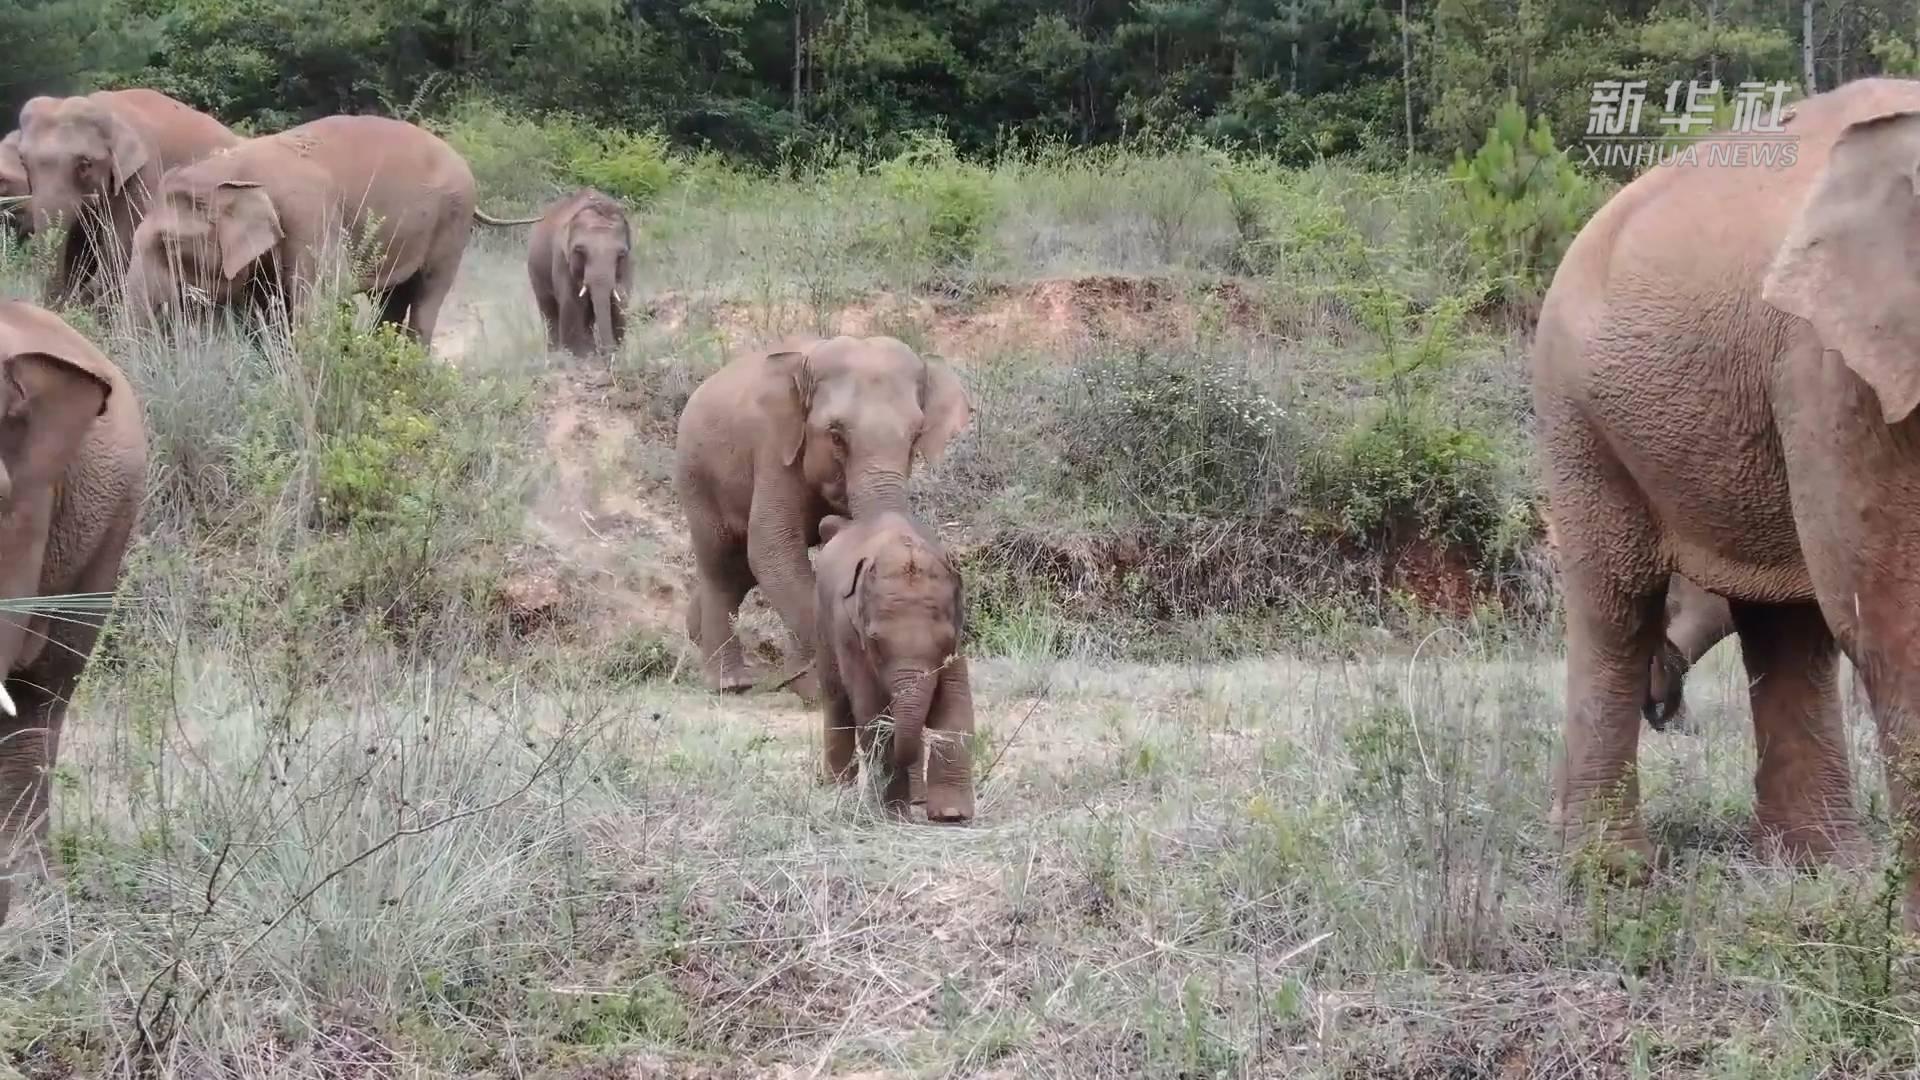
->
(4, 0, 1916, 166)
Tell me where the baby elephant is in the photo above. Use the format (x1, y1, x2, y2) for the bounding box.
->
(528, 188, 632, 356)
(814, 512, 975, 822)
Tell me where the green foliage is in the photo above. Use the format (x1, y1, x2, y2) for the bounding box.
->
(1060, 347, 1290, 520)
(1450, 97, 1600, 294)
(874, 132, 997, 269)
(569, 129, 677, 206)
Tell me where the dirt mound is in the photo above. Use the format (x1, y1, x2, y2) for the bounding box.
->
(643, 275, 1271, 358)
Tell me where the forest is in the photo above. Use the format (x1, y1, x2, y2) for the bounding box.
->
(2, 0, 1907, 165)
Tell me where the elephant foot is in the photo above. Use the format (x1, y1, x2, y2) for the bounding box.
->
(924, 788, 974, 824)
(1553, 803, 1659, 883)
(1754, 816, 1872, 868)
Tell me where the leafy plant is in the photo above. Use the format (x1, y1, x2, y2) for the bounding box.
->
(1450, 96, 1600, 295)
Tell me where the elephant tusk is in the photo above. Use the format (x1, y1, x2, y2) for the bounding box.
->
(0, 683, 14, 718)
(577, 284, 588, 298)
(612, 290, 624, 306)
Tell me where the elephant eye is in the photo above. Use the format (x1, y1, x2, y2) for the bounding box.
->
(827, 423, 847, 449)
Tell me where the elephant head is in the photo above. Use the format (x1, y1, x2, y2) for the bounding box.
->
(126, 176, 284, 326)
(0, 132, 29, 237)
(565, 197, 630, 353)
(766, 336, 970, 517)
(836, 514, 964, 778)
(0, 303, 116, 710)
(17, 94, 150, 237)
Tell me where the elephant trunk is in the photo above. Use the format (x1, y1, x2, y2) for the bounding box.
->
(850, 467, 911, 519)
(888, 669, 934, 775)
(591, 278, 616, 354)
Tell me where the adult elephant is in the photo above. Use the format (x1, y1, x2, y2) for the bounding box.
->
(16, 89, 238, 306)
(1535, 77, 1920, 925)
(675, 335, 969, 697)
(0, 132, 29, 240)
(124, 115, 535, 349)
(527, 188, 631, 356)
(0, 301, 146, 925)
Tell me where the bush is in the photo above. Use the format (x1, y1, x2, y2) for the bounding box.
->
(1060, 346, 1293, 520)
(1450, 96, 1601, 295)
(570, 129, 677, 206)
(117, 297, 532, 657)
(874, 131, 998, 270)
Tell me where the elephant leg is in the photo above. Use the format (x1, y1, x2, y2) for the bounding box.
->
(821, 669, 858, 785)
(535, 286, 561, 351)
(922, 661, 976, 823)
(405, 269, 455, 348)
(687, 516, 755, 694)
(1554, 571, 1667, 876)
(375, 277, 422, 337)
(1728, 600, 1868, 865)
(746, 495, 820, 698)
(0, 676, 58, 926)
(0, 644, 85, 926)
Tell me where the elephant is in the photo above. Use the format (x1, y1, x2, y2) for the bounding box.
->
(124, 115, 539, 348)
(0, 132, 29, 240)
(527, 188, 632, 356)
(1643, 574, 1736, 732)
(16, 89, 239, 306)
(0, 300, 147, 924)
(1534, 77, 1920, 926)
(674, 335, 969, 698)
(814, 512, 975, 822)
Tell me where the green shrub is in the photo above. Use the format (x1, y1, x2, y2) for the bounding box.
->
(1302, 288, 1530, 558)
(1450, 96, 1600, 294)
(1060, 346, 1293, 520)
(570, 129, 677, 206)
(875, 131, 998, 269)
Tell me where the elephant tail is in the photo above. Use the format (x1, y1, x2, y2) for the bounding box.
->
(472, 208, 543, 227)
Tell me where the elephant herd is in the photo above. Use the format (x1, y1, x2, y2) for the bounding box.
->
(0, 88, 637, 355)
(7, 76, 1920, 935)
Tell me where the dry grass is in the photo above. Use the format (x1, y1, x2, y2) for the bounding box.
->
(0, 162, 1916, 1078)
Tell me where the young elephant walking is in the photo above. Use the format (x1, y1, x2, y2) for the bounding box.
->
(813, 513, 974, 823)
(527, 188, 632, 356)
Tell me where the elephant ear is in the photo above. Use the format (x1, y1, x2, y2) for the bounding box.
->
(917, 355, 970, 465)
(841, 555, 870, 650)
(762, 347, 814, 468)
(1762, 110, 1920, 425)
(105, 109, 150, 195)
(212, 181, 283, 281)
(0, 303, 114, 494)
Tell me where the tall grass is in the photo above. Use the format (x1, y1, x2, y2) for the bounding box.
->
(0, 119, 1912, 1078)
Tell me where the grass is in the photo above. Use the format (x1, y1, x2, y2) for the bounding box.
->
(0, 121, 1915, 1076)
